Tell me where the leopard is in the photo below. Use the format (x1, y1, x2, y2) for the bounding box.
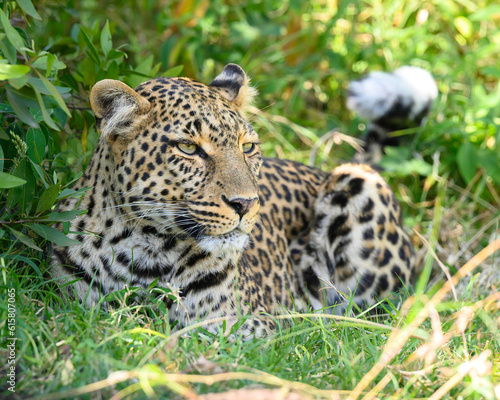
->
(51, 64, 428, 337)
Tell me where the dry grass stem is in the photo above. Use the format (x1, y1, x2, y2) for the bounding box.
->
(347, 238, 500, 400)
(309, 129, 364, 166)
(428, 351, 492, 400)
(414, 229, 458, 301)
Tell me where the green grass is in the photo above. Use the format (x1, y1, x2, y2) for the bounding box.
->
(2, 241, 499, 399)
(1, 0, 500, 398)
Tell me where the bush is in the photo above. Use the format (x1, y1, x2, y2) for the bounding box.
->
(0, 1, 182, 253)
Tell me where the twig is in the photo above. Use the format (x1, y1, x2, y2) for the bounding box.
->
(31, 369, 347, 400)
(0, 219, 33, 225)
(485, 177, 500, 208)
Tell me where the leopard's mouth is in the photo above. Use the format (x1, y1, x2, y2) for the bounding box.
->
(196, 229, 249, 252)
(174, 208, 254, 238)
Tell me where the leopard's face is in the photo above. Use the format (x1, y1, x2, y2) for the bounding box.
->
(90, 65, 262, 251)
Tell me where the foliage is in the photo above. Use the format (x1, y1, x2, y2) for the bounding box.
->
(0, 0, 182, 253)
(0, 0, 499, 398)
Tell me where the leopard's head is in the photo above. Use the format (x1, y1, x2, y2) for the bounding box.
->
(90, 64, 262, 251)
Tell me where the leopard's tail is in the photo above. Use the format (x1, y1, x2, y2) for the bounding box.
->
(347, 66, 438, 164)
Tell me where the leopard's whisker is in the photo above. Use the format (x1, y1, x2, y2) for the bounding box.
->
(121, 210, 193, 223)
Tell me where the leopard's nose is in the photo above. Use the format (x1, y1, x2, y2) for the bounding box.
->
(222, 195, 258, 218)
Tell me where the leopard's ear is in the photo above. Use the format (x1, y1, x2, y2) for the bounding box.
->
(209, 64, 256, 109)
(90, 79, 151, 138)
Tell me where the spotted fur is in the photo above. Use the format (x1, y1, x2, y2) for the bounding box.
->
(51, 64, 416, 337)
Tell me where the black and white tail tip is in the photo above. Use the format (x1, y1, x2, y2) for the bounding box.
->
(347, 66, 438, 164)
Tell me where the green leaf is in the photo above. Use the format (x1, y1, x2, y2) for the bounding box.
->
(3, 254, 42, 275)
(29, 160, 49, 188)
(6, 226, 42, 251)
(81, 57, 96, 86)
(0, 103, 14, 113)
(380, 158, 432, 177)
(26, 128, 47, 164)
(0, 36, 16, 63)
(147, 277, 160, 291)
(6, 89, 39, 128)
(0, 64, 30, 80)
(163, 65, 184, 78)
(56, 188, 77, 200)
(16, 0, 42, 20)
(477, 149, 500, 185)
(379, 146, 432, 177)
(107, 60, 119, 79)
(135, 55, 154, 75)
(35, 71, 71, 116)
(43, 210, 87, 222)
(0, 143, 4, 171)
(33, 86, 59, 130)
(31, 55, 67, 73)
(101, 20, 112, 56)
(0, 9, 26, 57)
(457, 142, 478, 183)
(0, 171, 27, 188)
(56, 187, 91, 201)
(6, 158, 35, 212)
(79, 26, 100, 65)
(36, 184, 60, 214)
(107, 48, 126, 62)
(8, 75, 29, 89)
(45, 53, 54, 76)
(454, 16, 473, 39)
(26, 223, 81, 246)
(470, 5, 500, 21)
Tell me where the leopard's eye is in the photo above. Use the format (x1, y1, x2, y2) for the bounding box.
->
(177, 142, 197, 155)
(242, 142, 256, 154)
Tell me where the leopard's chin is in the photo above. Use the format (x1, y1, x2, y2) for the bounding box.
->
(196, 229, 249, 253)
